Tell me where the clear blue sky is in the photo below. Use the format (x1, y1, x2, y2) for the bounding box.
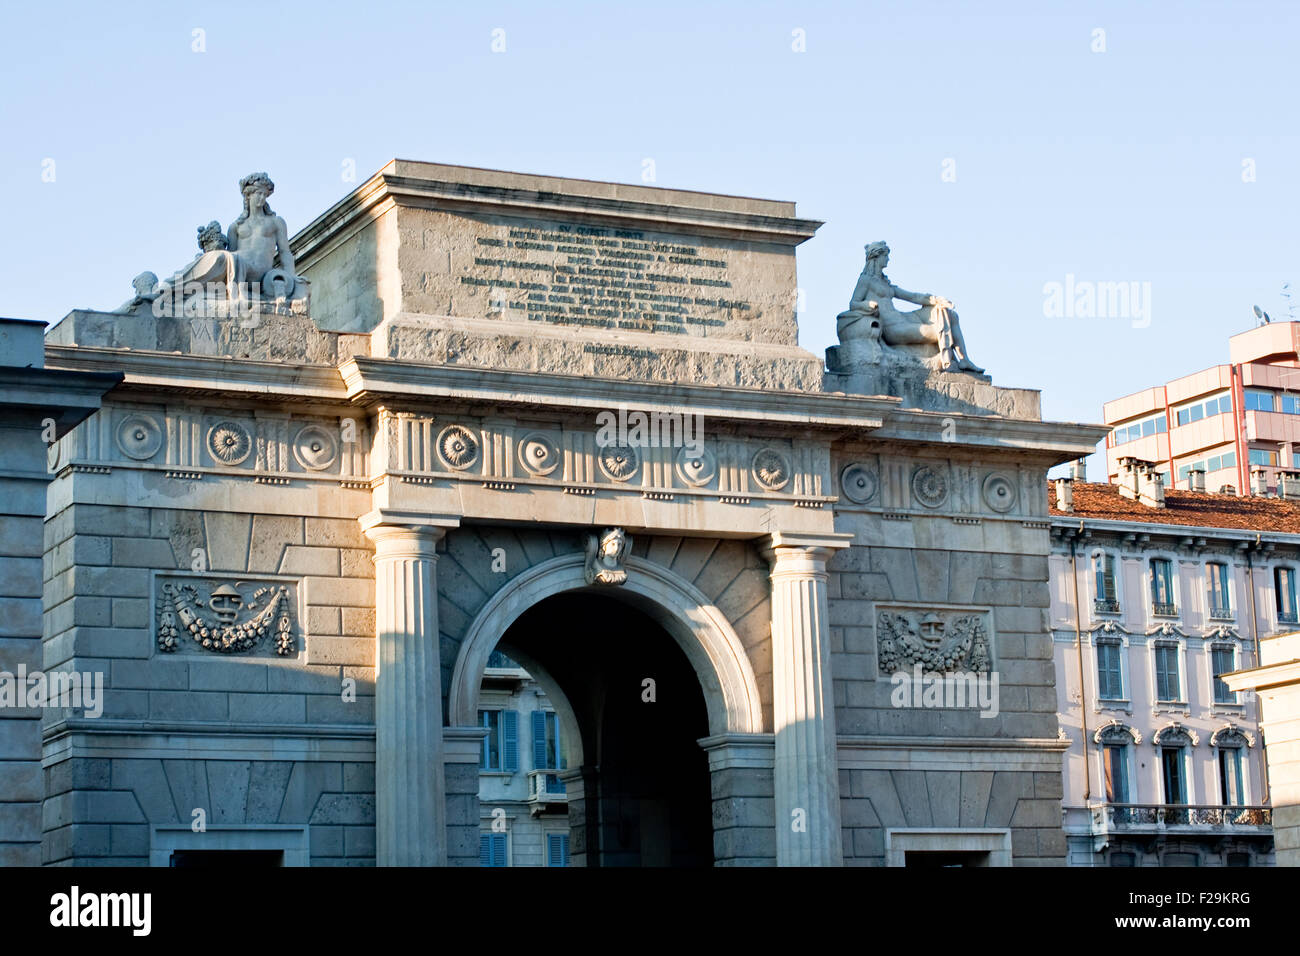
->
(3, 0, 1296, 476)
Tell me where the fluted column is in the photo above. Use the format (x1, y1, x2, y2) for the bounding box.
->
(762, 531, 852, 866)
(364, 514, 456, 866)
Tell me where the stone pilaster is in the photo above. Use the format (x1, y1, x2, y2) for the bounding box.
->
(762, 531, 852, 866)
(362, 511, 458, 866)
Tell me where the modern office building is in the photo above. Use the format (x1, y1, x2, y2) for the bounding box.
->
(1049, 473, 1287, 866)
(1103, 322, 1300, 495)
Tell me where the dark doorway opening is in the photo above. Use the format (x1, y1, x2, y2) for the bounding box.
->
(169, 849, 284, 867)
(497, 591, 714, 867)
(904, 850, 990, 868)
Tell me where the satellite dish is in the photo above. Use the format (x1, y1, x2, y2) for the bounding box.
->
(1254, 304, 1271, 324)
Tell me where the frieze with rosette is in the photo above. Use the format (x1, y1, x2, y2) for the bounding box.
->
(373, 412, 830, 498)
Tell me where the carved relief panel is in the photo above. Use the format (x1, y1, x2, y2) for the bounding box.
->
(874, 603, 995, 676)
(154, 573, 300, 657)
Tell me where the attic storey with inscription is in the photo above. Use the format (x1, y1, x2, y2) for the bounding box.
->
(18, 160, 1104, 867)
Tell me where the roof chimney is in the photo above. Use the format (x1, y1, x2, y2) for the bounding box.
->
(1072, 457, 1087, 482)
(1138, 462, 1167, 508)
(1188, 467, 1206, 493)
(1054, 476, 1074, 512)
(1116, 457, 1146, 503)
(1280, 470, 1300, 500)
(1252, 467, 1270, 496)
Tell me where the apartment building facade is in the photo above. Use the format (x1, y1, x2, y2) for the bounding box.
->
(1104, 322, 1300, 495)
(1049, 477, 1290, 866)
(476, 650, 570, 867)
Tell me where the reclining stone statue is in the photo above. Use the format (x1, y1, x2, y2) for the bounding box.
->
(835, 241, 982, 374)
(150, 172, 302, 311)
(183, 172, 298, 300)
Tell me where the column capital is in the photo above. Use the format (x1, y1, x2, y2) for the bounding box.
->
(759, 531, 854, 569)
(360, 509, 459, 550)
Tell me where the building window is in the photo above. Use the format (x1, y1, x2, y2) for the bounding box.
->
(1102, 743, 1130, 803)
(1206, 562, 1232, 619)
(1276, 567, 1298, 624)
(1161, 746, 1188, 804)
(532, 710, 565, 793)
(1219, 746, 1246, 806)
(479, 832, 507, 867)
(1249, 448, 1279, 467)
(1211, 645, 1237, 704)
(1096, 639, 1124, 700)
(1244, 389, 1275, 413)
(1149, 558, 1176, 616)
(480, 709, 519, 772)
(1112, 414, 1168, 445)
(1207, 451, 1236, 473)
(1093, 552, 1119, 613)
(486, 648, 518, 669)
(546, 833, 570, 868)
(1154, 643, 1181, 702)
(1174, 393, 1232, 426)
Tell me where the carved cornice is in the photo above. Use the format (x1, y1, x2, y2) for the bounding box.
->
(342, 355, 893, 432)
(1152, 722, 1199, 747)
(290, 160, 825, 262)
(45, 345, 347, 402)
(1210, 724, 1256, 748)
(1094, 719, 1142, 745)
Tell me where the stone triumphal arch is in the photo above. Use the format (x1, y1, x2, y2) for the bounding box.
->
(20, 161, 1104, 866)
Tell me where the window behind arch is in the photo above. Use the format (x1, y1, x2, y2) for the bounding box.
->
(1096, 639, 1124, 700)
(1093, 552, 1119, 612)
(1150, 559, 1175, 615)
(1219, 745, 1246, 806)
(1102, 741, 1130, 803)
(1276, 567, 1298, 624)
(1154, 643, 1181, 702)
(1206, 562, 1231, 618)
(1211, 645, 1237, 704)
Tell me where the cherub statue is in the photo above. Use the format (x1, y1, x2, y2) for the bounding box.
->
(584, 527, 631, 585)
(837, 242, 983, 374)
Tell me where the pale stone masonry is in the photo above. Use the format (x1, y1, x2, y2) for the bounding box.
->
(1225, 631, 1300, 865)
(0, 318, 119, 866)
(10, 162, 1108, 866)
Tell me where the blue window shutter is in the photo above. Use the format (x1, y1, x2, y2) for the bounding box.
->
(548, 833, 569, 867)
(532, 710, 548, 769)
(493, 833, 507, 867)
(502, 710, 519, 772)
(480, 834, 491, 867)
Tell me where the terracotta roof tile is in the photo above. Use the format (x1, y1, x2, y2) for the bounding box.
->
(1047, 481, 1300, 532)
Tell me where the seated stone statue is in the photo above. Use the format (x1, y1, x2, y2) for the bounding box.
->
(173, 172, 299, 301)
(836, 241, 982, 374)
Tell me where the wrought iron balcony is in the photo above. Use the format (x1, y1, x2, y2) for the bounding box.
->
(1279, 610, 1299, 625)
(1208, 605, 1234, 621)
(1090, 803, 1271, 836)
(1151, 602, 1178, 617)
(527, 769, 567, 814)
(1093, 599, 1121, 615)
